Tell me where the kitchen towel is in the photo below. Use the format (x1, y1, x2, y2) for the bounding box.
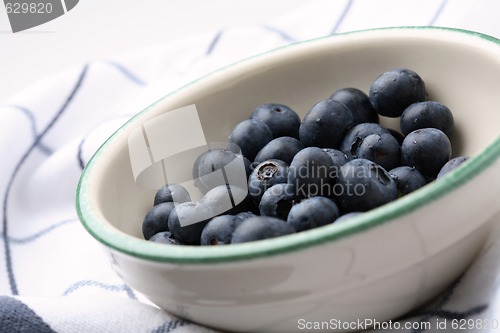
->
(1, 1, 500, 332)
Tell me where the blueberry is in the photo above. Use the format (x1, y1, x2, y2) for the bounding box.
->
(235, 211, 258, 222)
(437, 156, 469, 178)
(330, 87, 379, 125)
(322, 148, 349, 186)
(248, 159, 288, 204)
(149, 231, 183, 245)
(401, 128, 452, 179)
(231, 216, 295, 244)
(287, 147, 334, 199)
(299, 99, 353, 148)
(400, 101, 454, 138)
(142, 202, 175, 240)
(250, 103, 301, 139)
(339, 123, 390, 159)
(357, 132, 401, 171)
(337, 159, 398, 212)
(322, 148, 350, 168)
(286, 196, 339, 232)
(168, 201, 213, 245)
(254, 136, 304, 165)
(259, 183, 297, 220)
(201, 185, 254, 216)
(193, 148, 251, 194)
(228, 119, 273, 161)
(335, 212, 363, 224)
(200, 215, 243, 246)
(369, 68, 427, 118)
(153, 184, 191, 206)
(387, 128, 405, 145)
(388, 166, 427, 196)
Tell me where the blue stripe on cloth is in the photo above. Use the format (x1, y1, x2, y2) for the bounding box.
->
(260, 25, 297, 42)
(330, 0, 353, 34)
(428, 0, 448, 26)
(62, 280, 137, 299)
(7, 219, 77, 244)
(101, 60, 147, 86)
(0, 296, 57, 333)
(206, 30, 223, 56)
(0, 104, 54, 155)
(77, 137, 86, 170)
(150, 319, 189, 333)
(2, 65, 89, 295)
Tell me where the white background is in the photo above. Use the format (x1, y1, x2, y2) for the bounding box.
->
(0, 0, 499, 103)
(0, 0, 309, 102)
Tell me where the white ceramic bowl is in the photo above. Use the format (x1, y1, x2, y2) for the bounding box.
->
(77, 27, 500, 332)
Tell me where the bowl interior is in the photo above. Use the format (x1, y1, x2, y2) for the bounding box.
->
(79, 27, 500, 261)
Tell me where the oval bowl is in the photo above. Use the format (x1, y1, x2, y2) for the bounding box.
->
(77, 27, 500, 332)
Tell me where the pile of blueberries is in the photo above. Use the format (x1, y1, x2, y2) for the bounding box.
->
(143, 68, 469, 246)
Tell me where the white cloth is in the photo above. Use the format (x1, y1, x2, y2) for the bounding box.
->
(1, 1, 500, 332)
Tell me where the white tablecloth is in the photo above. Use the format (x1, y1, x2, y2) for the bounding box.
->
(1, 1, 500, 332)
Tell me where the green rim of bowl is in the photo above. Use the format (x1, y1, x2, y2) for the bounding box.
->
(76, 26, 500, 264)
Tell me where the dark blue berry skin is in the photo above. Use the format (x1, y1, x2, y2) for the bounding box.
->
(200, 215, 244, 246)
(388, 128, 405, 145)
(250, 103, 301, 139)
(330, 87, 379, 125)
(299, 99, 354, 148)
(167, 202, 213, 245)
(287, 147, 334, 199)
(400, 101, 454, 138)
(401, 128, 452, 179)
(254, 136, 304, 165)
(149, 231, 183, 245)
(142, 202, 175, 240)
(388, 166, 427, 196)
(193, 148, 251, 194)
(335, 212, 363, 224)
(201, 185, 255, 216)
(339, 123, 390, 159)
(369, 68, 427, 118)
(337, 159, 398, 212)
(357, 132, 401, 171)
(322, 148, 350, 169)
(231, 216, 295, 244)
(228, 119, 273, 161)
(286, 196, 339, 232)
(259, 183, 297, 220)
(248, 159, 289, 204)
(153, 184, 191, 206)
(437, 156, 469, 178)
